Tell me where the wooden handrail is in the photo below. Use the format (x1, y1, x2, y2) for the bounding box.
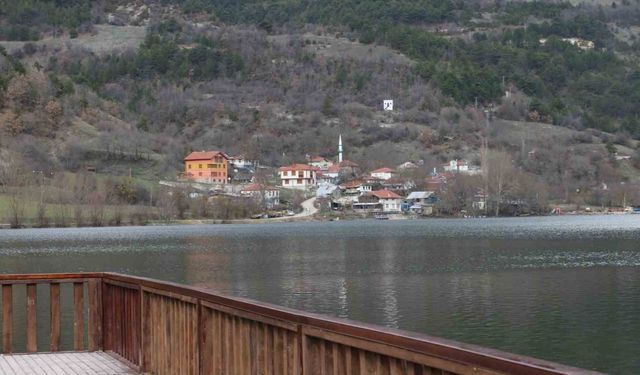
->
(0, 273, 602, 375)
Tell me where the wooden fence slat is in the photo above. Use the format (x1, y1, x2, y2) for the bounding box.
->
(73, 282, 84, 350)
(26, 284, 37, 353)
(88, 280, 102, 351)
(2, 285, 12, 353)
(50, 283, 61, 352)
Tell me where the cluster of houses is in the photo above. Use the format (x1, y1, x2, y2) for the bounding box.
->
(180, 150, 281, 208)
(179, 139, 482, 216)
(276, 157, 443, 215)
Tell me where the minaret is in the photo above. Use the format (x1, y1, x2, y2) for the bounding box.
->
(338, 134, 343, 163)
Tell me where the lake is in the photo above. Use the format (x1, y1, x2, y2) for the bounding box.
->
(0, 215, 639, 373)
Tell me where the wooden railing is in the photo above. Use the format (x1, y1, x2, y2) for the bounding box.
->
(0, 273, 600, 375)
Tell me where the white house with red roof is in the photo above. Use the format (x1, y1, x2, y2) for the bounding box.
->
(370, 190, 403, 212)
(278, 164, 318, 189)
(370, 167, 396, 180)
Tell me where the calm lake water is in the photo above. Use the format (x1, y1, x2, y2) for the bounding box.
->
(1, 215, 639, 373)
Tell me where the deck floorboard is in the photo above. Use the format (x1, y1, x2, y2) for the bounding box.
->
(0, 352, 138, 375)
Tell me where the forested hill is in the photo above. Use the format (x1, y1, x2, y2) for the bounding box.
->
(1, 0, 640, 205)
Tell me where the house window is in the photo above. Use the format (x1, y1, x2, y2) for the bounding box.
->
(284, 180, 289, 185)
(207, 164, 214, 168)
(198, 164, 203, 169)
(298, 171, 304, 178)
(297, 179, 303, 184)
(188, 164, 192, 169)
(198, 172, 202, 176)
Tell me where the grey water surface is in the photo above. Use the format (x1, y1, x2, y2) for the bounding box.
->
(0, 215, 639, 373)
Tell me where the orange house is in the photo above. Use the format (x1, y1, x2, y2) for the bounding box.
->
(184, 151, 229, 184)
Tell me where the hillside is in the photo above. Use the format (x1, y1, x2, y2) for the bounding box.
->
(1, 0, 640, 223)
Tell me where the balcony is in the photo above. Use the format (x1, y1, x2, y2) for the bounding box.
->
(0, 273, 598, 375)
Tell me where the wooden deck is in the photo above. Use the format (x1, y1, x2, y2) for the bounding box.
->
(0, 352, 138, 374)
(0, 273, 602, 375)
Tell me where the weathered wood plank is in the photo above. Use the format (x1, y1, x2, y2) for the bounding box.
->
(88, 280, 102, 351)
(2, 285, 12, 354)
(50, 283, 61, 352)
(73, 282, 84, 350)
(0, 352, 138, 375)
(26, 284, 37, 353)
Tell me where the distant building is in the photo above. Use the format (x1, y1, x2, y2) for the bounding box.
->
(230, 169, 254, 184)
(370, 190, 403, 212)
(397, 161, 421, 170)
(316, 183, 340, 199)
(443, 160, 481, 175)
(317, 171, 338, 185)
(183, 151, 229, 184)
(370, 167, 396, 181)
(309, 156, 334, 170)
(404, 191, 437, 215)
(539, 37, 594, 51)
(472, 189, 487, 212)
(240, 183, 280, 208)
(336, 160, 361, 179)
(340, 178, 381, 198)
(443, 160, 469, 173)
(382, 177, 415, 193)
(229, 155, 254, 169)
(426, 173, 449, 193)
(278, 164, 318, 189)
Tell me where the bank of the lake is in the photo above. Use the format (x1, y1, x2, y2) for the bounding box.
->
(0, 215, 638, 373)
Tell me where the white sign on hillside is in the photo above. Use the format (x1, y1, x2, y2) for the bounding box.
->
(383, 100, 394, 111)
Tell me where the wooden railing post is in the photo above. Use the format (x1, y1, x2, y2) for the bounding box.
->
(2, 285, 12, 353)
(139, 283, 146, 371)
(26, 283, 37, 353)
(88, 279, 102, 351)
(73, 282, 84, 350)
(50, 283, 61, 352)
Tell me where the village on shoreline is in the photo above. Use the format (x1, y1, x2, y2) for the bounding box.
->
(2, 132, 638, 230)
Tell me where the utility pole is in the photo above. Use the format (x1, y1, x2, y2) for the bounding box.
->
(482, 109, 491, 216)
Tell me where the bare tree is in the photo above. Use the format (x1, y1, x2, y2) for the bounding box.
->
(0, 155, 29, 228)
(488, 150, 515, 216)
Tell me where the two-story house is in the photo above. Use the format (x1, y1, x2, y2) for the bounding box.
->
(278, 164, 318, 189)
(183, 151, 229, 184)
(370, 190, 403, 212)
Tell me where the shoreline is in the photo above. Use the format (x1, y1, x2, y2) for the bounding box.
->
(1, 210, 636, 230)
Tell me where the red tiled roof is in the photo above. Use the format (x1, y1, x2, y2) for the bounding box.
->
(371, 167, 395, 174)
(341, 179, 364, 189)
(184, 151, 228, 161)
(370, 190, 402, 199)
(327, 165, 340, 173)
(279, 164, 320, 172)
(310, 156, 329, 162)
